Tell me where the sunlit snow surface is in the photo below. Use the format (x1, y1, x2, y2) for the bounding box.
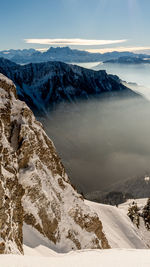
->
(1, 199, 149, 267)
(86, 199, 149, 249)
(1, 248, 150, 267)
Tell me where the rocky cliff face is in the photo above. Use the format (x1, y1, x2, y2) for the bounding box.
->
(0, 74, 110, 254)
(0, 75, 24, 254)
(0, 58, 135, 115)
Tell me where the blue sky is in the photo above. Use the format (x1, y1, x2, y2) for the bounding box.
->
(1, 0, 150, 53)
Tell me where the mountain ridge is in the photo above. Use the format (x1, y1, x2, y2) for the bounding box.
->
(0, 46, 148, 64)
(0, 57, 138, 115)
(104, 56, 150, 64)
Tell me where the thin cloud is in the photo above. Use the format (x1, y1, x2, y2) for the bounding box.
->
(86, 46, 150, 54)
(24, 38, 127, 46)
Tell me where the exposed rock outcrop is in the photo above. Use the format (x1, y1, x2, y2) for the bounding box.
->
(0, 75, 24, 254)
(0, 74, 110, 254)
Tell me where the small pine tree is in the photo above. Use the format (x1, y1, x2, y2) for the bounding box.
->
(127, 201, 140, 228)
(142, 198, 150, 230)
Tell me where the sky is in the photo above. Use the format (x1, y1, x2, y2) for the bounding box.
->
(0, 0, 150, 53)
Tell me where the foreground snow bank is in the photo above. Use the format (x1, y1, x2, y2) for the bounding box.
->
(1, 249, 150, 267)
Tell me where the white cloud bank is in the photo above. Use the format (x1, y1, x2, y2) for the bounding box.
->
(24, 38, 127, 46)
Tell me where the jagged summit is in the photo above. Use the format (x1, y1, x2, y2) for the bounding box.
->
(46, 46, 72, 53)
(0, 74, 109, 254)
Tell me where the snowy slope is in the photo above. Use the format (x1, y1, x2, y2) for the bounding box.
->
(13, 198, 149, 267)
(22, 199, 149, 251)
(86, 200, 149, 248)
(1, 249, 150, 267)
(119, 199, 150, 247)
(5, 198, 150, 267)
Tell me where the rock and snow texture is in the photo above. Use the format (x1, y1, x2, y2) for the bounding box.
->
(2, 197, 150, 266)
(86, 199, 150, 249)
(1, 73, 150, 259)
(0, 57, 136, 114)
(0, 75, 24, 254)
(0, 74, 109, 254)
(23, 199, 150, 252)
(119, 198, 150, 248)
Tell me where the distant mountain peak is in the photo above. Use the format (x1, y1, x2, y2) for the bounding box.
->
(0, 46, 148, 64)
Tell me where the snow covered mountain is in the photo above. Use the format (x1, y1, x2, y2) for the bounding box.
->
(0, 46, 144, 64)
(0, 73, 110, 254)
(1, 199, 150, 267)
(1, 73, 150, 260)
(0, 58, 137, 114)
